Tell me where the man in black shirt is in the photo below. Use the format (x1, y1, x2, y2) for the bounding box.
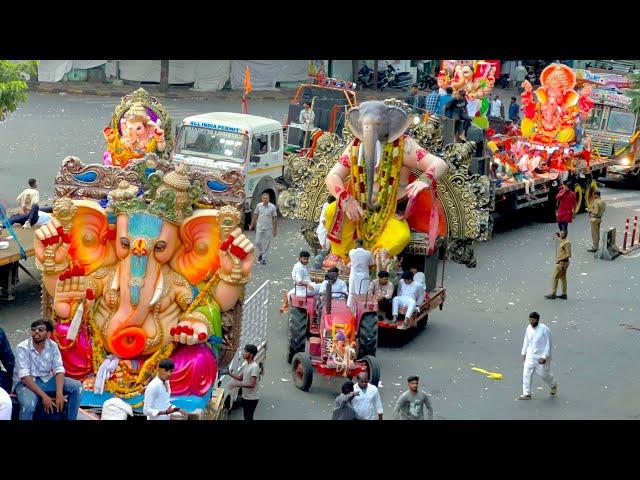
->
(445, 89, 471, 141)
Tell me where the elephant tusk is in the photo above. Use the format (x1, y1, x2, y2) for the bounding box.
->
(149, 271, 164, 306)
(375, 140, 382, 169)
(111, 265, 120, 292)
(358, 142, 365, 167)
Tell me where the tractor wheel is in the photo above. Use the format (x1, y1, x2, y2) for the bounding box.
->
(358, 312, 378, 358)
(291, 353, 313, 391)
(288, 307, 308, 364)
(362, 355, 381, 387)
(573, 183, 584, 215)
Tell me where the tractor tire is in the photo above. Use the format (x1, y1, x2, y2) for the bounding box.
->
(362, 355, 381, 387)
(358, 312, 378, 358)
(291, 353, 314, 391)
(288, 307, 308, 364)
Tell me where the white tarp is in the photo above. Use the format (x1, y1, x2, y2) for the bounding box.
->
(231, 61, 279, 90)
(38, 60, 107, 82)
(119, 60, 160, 82)
(193, 61, 231, 91)
(278, 60, 309, 82)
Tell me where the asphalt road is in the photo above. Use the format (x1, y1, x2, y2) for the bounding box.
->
(2, 93, 640, 420)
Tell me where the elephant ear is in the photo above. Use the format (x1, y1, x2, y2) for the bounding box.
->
(68, 200, 116, 274)
(346, 106, 363, 139)
(386, 105, 411, 143)
(172, 210, 221, 286)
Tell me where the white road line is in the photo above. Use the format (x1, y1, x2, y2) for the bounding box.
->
(607, 199, 640, 209)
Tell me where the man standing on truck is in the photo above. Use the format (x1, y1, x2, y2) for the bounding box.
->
(587, 190, 606, 253)
(347, 239, 374, 309)
(249, 192, 277, 265)
(545, 229, 571, 300)
(299, 101, 315, 148)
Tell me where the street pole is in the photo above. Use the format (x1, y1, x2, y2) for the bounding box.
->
(160, 60, 169, 91)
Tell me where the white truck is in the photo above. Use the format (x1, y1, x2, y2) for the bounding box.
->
(172, 112, 284, 223)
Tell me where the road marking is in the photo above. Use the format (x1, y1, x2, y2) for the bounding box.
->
(607, 199, 640, 209)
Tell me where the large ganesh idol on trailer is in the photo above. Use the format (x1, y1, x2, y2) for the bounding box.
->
(35, 89, 254, 410)
(519, 63, 594, 145)
(322, 100, 449, 263)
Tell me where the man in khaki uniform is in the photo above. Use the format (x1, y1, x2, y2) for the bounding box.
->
(587, 190, 606, 253)
(545, 229, 571, 300)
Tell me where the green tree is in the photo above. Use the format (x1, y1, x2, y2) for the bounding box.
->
(0, 60, 38, 122)
(628, 70, 640, 115)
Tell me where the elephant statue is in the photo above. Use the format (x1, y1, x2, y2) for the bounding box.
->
(322, 101, 449, 263)
(34, 165, 254, 400)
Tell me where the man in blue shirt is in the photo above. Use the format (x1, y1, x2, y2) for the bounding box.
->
(424, 86, 440, 115)
(437, 87, 453, 116)
(508, 97, 520, 122)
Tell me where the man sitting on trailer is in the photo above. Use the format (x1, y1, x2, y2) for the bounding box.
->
(391, 271, 425, 324)
(368, 271, 394, 321)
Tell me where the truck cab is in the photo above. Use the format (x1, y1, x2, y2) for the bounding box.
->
(172, 112, 284, 214)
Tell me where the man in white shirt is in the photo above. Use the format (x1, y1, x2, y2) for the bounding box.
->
(519, 312, 558, 400)
(316, 195, 335, 253)
(347, 239, 373, 308)
(352, 372, 383, 420)
(299, 101, 315, 148)
(320, 267, 349, 299)
(101, 397, 134, 420)
(490, 94, 503, 119)
(409, 266, 426, 288)
(13, 319, 83, 420)
(392, 271, 425, 324)
(143, 358, 187, 420)
(280, 251, 320, 313)
(227, 344, 261, 420)
(249, 192, 277, 265)
(16, 178, 40, 213)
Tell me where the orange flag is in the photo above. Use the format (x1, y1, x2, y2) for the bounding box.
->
(244, 66, 252, 95)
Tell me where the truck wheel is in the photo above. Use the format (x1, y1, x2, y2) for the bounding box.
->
(288, 307, 308, 364)
(358, 312, 378, 358)
(573, 183, 584, 214)
(362, 355, 381, 387)
(291, 353, 313, 391)
(583, 179, 598, 211)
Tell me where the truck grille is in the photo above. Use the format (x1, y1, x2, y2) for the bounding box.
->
(592, 139, 613, 157)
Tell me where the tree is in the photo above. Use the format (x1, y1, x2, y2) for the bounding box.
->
(0, 60, 38, 122)
(628, 70, 640, 115)
(160, 60, 169, 91)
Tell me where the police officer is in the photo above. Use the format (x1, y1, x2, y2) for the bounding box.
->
(545, 229, 571, 300)
(587, 190, 606, 253)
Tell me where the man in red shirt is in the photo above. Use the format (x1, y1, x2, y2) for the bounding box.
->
(556, 183, 577, 233)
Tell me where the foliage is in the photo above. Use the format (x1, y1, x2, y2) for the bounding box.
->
(0, 60, 38, 122)
(628, 71, 640, 115)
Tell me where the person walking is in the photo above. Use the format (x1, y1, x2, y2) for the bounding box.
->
(249, 192, 277, 265)
(556, 183, 577, 233)
(519, 312, 558, 400)
(143, 358, 187, 420)
(347, 239, 373, 308)
(394, 375, 434, 420)
(228, 344, 261, 420)
(332, 381, 358, 420)
(545, 229, 571, 300)
(489, 93, 503, 119)
(587, 190, 606, 252)
(352, 372, 383, 420)
(515, 62, 528, 93)
(508, 97, 520, 122)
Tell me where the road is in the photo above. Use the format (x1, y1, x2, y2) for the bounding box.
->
(2, 92, 640, 420)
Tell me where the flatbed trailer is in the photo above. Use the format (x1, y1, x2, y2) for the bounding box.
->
(0, 228, 37, 301)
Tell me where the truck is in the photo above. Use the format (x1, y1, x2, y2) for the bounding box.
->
(172, 112, 285, 224)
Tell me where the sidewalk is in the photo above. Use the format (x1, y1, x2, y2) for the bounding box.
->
(29, 81, 406, 102)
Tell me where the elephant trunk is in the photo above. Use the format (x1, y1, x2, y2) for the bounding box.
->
(363, 123, 380, 211)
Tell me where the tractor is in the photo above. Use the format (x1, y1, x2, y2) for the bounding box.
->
(287, 280, 380, 391)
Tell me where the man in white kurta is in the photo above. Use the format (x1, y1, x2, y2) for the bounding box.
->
(392, 271, 425, 323)
(519, 312, 557, 400)
(352, 372, 383, 420)
(409, 267, 426, 288)
(347, 239, 373, 308)
(319, 267, 349, 299)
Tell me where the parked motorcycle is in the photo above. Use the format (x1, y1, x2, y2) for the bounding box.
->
(384, 63, 413, 91)
(496, 74, 510, 89)
(418, 74, 438, 90)
(357, 63, 388, 90)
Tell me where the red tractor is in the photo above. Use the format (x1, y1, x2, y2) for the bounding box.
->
(287, 282, 380, 391)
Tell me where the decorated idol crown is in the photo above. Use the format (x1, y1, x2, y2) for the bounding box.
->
(110, 164, 202, 225)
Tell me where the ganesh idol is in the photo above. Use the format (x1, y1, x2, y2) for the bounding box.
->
(103, 89, 169, 168)
(321, 101, 449, 266)
(34, 164, 255, 403)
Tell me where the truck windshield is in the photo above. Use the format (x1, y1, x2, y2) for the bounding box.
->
(606, 110, 636, 135)
(585, 106, 604, 129)
(177, 126, 247, 163)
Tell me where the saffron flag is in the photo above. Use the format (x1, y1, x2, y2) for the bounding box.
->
(244, 66, 252, 95)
